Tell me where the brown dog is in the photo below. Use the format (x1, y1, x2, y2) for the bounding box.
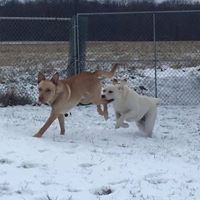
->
(33, 64, 118, 137)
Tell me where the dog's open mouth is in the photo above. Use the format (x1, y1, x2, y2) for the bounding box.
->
(107, 99, 114, 103)
(101, 95, 114, 103)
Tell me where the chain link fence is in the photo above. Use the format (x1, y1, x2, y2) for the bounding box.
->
(0, 17, 72, 106)
(0, 12, 200, 106)
(77, 11, 200, 105)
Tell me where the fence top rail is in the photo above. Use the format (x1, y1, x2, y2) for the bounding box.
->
(0, 17, 71, 21)
(77, 9, 200, 16)
(85, 59, 200, 63)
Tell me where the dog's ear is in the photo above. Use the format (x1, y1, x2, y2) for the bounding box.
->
(112, 78, 118, 85)
(51, 72, 59, 85)
(118, 79, 127, 90)
(120, 79, 127, 87)
(38, 72, 45, 84)
(121, 79, 127, 85)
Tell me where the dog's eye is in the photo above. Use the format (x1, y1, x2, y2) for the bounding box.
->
(108, 91, 113, 94)
(46, 89, 51, 93)
(103, 89, 106, 93)
(38, 88, 42, 92)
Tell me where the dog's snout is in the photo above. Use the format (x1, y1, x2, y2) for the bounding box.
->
(101, 94, 106, 99)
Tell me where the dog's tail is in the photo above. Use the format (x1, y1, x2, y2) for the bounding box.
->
(93, 63, 118, 78)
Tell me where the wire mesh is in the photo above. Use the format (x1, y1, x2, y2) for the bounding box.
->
(0, 12, 200, 106)
(0, 17, 72, 106)
(77, 12, 200, 105)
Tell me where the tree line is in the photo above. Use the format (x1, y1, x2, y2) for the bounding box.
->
(1, 0, 200, 41)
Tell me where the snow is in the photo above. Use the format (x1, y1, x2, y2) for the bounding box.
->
(0, 104, 200, 200)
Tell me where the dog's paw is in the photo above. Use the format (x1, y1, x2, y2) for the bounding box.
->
(115, 124, 120, 129)
(33, 133, 43, 138)
(104, 113, 109, 120)
(60, 131, 65, 135)
(115, 122, 129, 129)
(121, 123, 129, 128)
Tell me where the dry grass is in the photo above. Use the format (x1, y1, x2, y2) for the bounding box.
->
(0, 86, 33, 107)
(1, 41, 199, 106)
(1, 41, 200, 69)
(0, 42, 69, 68)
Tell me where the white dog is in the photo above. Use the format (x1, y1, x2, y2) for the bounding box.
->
(102, 80, 159, 137)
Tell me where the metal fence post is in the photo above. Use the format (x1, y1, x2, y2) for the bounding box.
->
(76, 14, 80, 74)
(73, 15, 78, 75)
(76, 14, 88, 74)
(68, 16, 78, 76)
(153, 13, 158, 98)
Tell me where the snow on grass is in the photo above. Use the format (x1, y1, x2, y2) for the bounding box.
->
(1, 65, 200, 106)
(0, 104, 200, 200)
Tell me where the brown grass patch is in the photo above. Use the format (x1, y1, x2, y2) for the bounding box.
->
(1, 41, 200, 69)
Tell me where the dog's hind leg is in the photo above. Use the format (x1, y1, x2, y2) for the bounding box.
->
(142, 109, 157, 137)
(58, 114, 65, 135)
(136, 116, 146, 133)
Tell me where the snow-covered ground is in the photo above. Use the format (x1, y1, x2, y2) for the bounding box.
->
(0, 104, 200, 200)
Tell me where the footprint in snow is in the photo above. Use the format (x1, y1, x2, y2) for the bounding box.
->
(0, 158, 13, 165)
(92, 186, 114, 196)
(40, 180, 58, 186)
(79, 163, 96, 168)
(144, 172, 169, 184)
(109, 179, 129, 185)
(38, 149, 49, 153)
(101, 138, 109, 142)
(67, 188, 81, 193)
(0, 182, 11, 196)
(118, 144, 129, 148)
(18, 162, 38, 169)
(64, 151, 75, 155)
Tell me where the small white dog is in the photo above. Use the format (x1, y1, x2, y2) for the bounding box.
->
(102, 80, 159, 137)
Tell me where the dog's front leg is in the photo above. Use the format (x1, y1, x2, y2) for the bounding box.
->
(115, 112, 129, 129)
(116, 111, 139, 129)
(58, 114, 65, 135)
(102, 103, 108, 120)
(33, 112, 58, 138)
(115, 116, 129, 129)
(94, 97, 109, 120)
